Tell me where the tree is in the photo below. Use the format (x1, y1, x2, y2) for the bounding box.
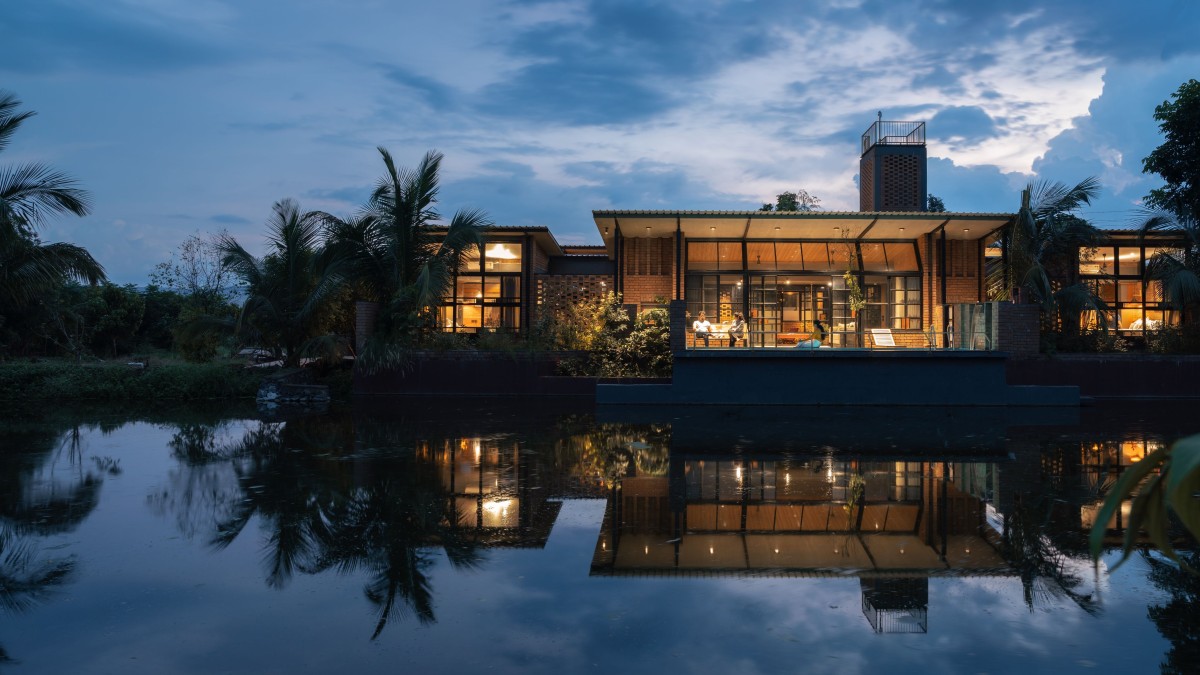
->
(1144, 79, 1200, 219)
(927, 194, 946, 212)
(760, 189, 821, 212)
(1140, 209, 1200, 323)
(324, 149, 489, 369)
(150, 232, 233, 315)
(0, 92, 104, 330)
(213, 199, 341, 367)
(1006, 178, 1109, 345)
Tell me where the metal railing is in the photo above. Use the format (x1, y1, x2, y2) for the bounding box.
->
(861, 120, 926, 154)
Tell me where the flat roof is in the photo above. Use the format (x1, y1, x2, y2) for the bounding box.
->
(593, 210, 1015, 257)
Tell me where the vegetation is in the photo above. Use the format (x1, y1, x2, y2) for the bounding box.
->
(554, 296, 671, 378)
(999, 178, 1112, 351)
(0, 360, 262, 401)
(0, 92, 105, 358)
(1090, 433, 1200, 573)
(210, 199, 344, 367)
(1144, 79, 1200, 219)
(324, 148, 488, 372)
(760, 189, 821, 212)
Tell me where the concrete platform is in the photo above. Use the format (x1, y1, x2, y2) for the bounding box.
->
(597, 349, 1078, 407)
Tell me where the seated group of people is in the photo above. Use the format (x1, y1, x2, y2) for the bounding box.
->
(692, 312, 747, 347)
(692, 313, 828, 348)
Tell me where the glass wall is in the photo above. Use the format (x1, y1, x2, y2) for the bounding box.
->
(439, 240, 523, 332)
(685, 240, 921, 346)
(1078, 243, 1179, 336)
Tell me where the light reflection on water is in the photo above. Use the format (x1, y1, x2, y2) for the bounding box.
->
(0, 400, 1196, 674)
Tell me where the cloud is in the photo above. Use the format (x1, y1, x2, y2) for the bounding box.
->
(0, 1, 237, 75)
(930, 106, 1000, 145)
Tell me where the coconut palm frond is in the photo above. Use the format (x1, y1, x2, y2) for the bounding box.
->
(0, 163, 92, 228)
(0, 91, 36, 152)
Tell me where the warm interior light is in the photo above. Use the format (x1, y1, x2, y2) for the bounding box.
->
(483, 499, 511, 515)
(709, 547, 714, 555)
(774, 548, 779, 554)
(486, 243, 519, 259)
(644, 545, 649, 555)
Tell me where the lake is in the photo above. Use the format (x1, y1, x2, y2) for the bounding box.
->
(1, 399, 1196, 674)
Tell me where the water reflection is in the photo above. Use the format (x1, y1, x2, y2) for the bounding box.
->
(0, 401, 1197, 672)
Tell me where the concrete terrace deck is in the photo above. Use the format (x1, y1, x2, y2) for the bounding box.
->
(597, 348, 1079, 407)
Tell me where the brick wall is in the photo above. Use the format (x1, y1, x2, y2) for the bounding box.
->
(620, 237, 676, 307)
(537, 275, 611, 312)
(859, 155, 875, 211)
(996, 303, 1040, 358)
(880, 154, 923, 211)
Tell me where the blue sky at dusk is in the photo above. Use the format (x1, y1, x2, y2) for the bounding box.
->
(3, 0, 1198, 283)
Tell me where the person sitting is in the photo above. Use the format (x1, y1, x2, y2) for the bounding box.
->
(692, 311, 713, 347)
(727, 312, 746, 347)
(794, 313, 828, 349)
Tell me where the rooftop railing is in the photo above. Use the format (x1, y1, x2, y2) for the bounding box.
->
(861, 120, 926, 154)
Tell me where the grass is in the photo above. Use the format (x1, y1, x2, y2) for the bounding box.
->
(0, 359, 264, 401)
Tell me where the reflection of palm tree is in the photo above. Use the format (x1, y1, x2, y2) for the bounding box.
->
(1143, 551, 1200, 675)
(0, 528, 76, 665)
(316, 472, 484, 639)
(1002, 496, 1101, 615)
(0, 529, 75, 614)
(204, 423, 337, 589)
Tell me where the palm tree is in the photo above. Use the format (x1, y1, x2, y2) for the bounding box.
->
(324, 149, 489, 368)
(1139, 210, 1200, 324)
(0, 91, 104, 317)
(214, 199, 341, 367)
(1003, 178, 1110, 337)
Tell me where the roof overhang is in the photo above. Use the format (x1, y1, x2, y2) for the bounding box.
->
(592, 210, 1015, 258)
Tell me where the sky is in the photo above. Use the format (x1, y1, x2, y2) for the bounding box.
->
(2, 0, 1198, 284)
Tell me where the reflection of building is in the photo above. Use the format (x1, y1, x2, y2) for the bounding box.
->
(591, 454, 1014, 632)
(418, 436, 562, 547)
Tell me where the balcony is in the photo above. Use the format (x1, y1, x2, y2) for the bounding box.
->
(862, 120, 925, 154)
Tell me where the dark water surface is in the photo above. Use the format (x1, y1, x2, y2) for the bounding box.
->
(1, 399, 1197, 674)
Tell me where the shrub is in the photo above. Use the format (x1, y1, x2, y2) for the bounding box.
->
(0, 361, 262, 401)
(1148, 324, 1200, 354)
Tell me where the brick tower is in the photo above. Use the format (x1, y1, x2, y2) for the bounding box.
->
(859, 117, 927, 212)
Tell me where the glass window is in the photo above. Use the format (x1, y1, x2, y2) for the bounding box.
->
(1117, 307, 1143, 331)
(860, 243, 887, 271)
(687, 242, 718, 271)
(1117, 247, 1141, 275)
(775, 243, 803, 270)
(885, 243, 919, 271)
(828, 242, 858, 271)
(457, 276, 485, 301)
(747, 242, 775, 270)
(1078, 247, 1108, 275)
(1117, 280, 1143, 303)
(685, 274, 744, 325)
(1147, 280, 1165, 303)
(801, 242, 832, 271)
(460, 245, 482, 272)
(718, 242, 743, 270)
(485, 242, 522, 272)
(890, 277, 922, 330)
(1093, 278, 1115, 303)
